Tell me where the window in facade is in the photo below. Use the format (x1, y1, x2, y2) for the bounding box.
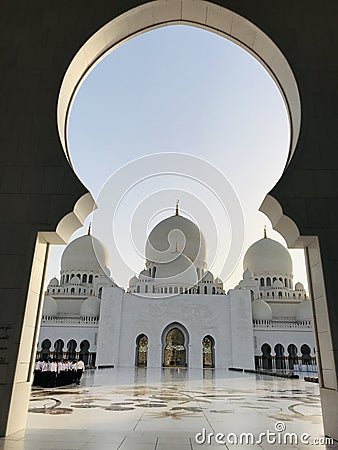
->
(136, 334, 148, 367)
(163, 328, 186, 367)
(202, 335, 215, 368)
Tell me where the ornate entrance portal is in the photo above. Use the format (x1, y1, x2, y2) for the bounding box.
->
(163, 328, 186, 367)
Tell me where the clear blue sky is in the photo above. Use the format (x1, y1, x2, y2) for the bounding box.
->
(47, 25, 308, 291)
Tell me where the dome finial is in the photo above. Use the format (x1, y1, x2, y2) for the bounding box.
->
(87, 222, 92, 236)
(175, 199, 179, 216)
(264, 225, 267, 238)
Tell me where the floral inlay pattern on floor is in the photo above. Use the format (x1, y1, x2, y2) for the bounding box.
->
(29, 382, 322, 425)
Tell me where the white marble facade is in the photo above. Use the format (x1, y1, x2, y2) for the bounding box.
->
(37, 210, 315, 371)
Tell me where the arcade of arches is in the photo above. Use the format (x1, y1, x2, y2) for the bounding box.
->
(258, 343, 315, 371)
(38, 339, 94, 367)
(0, 0, 337, 443)
(41, 335, 315, 373)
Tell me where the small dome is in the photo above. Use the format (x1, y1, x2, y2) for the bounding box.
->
(129, 275, 139, 287)
(155, 253, 198, 287)
(202, 271, 214, 282)
(214, 277, 223, 285)
(295, 282, 305, 291)
(61, 235, 110, 275)
(243, 268, 253, 280)
(252, 299, 272, 321)
(296, 300, 312, 321)
(48, 277, 59, 287)
(273, 279, 283, 288)
(80, 296, 100, 317)
(139, 269, 150, 281)
(145, 214, 207, 267)
(42, 296, 57, 316)
(70, 276, 81, 285)
(243, 237, 293, 276)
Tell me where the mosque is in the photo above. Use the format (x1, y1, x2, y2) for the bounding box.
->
(38, 206, 316, 371)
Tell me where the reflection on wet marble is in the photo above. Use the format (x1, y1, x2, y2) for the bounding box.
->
(1, 368, 337, 450)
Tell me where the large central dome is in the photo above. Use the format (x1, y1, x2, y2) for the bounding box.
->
(145, 214, 207, 266)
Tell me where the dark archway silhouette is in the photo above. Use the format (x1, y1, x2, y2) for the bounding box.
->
(301, 344, 311, 365)
(261, 343, 272, 370)
(274, 343, 286, 370)
(40, 339, 51, 360)
(66, 339, 77, 360)
(54, 339, 64, 360)
(79, 340, 90, 365)
(288, 344, 298, 370)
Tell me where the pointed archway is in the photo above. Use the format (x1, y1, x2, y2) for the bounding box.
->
(1, 0, 337, 441)
(136, 334, 148, 367)
(202, 335, 215, 368)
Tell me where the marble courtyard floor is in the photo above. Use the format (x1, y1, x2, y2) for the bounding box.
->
(1, 368, 337, 450)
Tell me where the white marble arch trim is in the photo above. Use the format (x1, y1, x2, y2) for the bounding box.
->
(260, 194, 336, 395)
(40, 192, 96, 245)
(57, 0, 300, 168)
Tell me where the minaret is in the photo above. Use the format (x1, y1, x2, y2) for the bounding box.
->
(175, 199, 179, 216)
(87, 222, 92, 236)
(264, 225, 267, 238)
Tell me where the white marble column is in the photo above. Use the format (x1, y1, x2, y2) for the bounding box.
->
(305, 238, 338, 441)
(0, 236, 48, 436)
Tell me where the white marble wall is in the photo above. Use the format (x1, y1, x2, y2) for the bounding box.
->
(96, 287, 254, 369)
(96, 287, 124, 367)
(228, 289, 255, 368)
